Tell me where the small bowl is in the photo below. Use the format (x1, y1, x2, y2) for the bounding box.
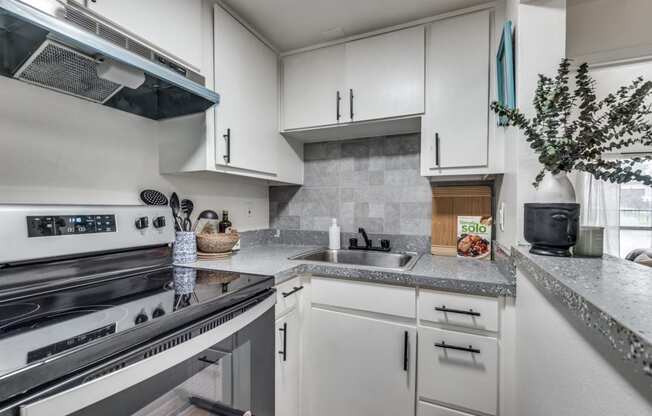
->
(196, 232, 239, 253)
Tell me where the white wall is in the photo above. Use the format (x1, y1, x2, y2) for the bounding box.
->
(516, 270, 652, 415)
(496, 0, 567, 248)
(567, 0, 652, 65)
(0, 76, 270, 231)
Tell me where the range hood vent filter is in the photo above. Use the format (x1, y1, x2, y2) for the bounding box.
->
(14, 39, 122, 104)
(0, 0, 219, 120)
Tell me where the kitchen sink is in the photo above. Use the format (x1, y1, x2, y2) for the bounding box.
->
(289, 248, 420, 272)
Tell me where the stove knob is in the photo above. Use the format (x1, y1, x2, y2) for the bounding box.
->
(135, 313, 149, 325)
(152, 307, 166, 318)
(153, 216, 166, 229)
(135, 217, 149, 230)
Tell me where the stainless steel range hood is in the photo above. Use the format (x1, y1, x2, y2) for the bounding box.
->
(0, 0, 219, 120)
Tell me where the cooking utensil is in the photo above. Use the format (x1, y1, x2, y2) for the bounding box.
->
(169, 193, 182, 232)
(181, 199, 194, 232)
(140, 189, 168, 206)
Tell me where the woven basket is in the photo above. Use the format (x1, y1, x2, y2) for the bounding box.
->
(196, 232, 239, 253)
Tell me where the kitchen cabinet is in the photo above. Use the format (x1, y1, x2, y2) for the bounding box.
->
(87, 0, 203, 72)
(276, 308, 301, 416)
(306, 307, 416, 416)
(421, 10, 493, 175)
(344, 26, 425, 123)
(282, 45, 347, 130)
(213, 4, 278, 175)
(281, 26, 424, 137)
(419, 289, 499, 332)
(159, 4, 303, 185)
(275, 277, 305, 416)
(418, 326, 498, 415)
(418, 401, 476, 416)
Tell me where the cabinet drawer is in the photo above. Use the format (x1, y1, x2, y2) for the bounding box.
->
(311, 277, 416, 319)
(275, 277, 304, 318)
(419, 289, 498, 332)
(418, 327, 498, 415)
(418, 401, 474, 416)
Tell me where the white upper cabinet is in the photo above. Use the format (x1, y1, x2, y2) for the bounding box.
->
(87, 0, 203, 72)
(281, 26, 425, 134)
(345, 26, 425, 123)
(213, 5, 279, 175)
(421, 10, 492, 174)
(282, 45, 347, 130)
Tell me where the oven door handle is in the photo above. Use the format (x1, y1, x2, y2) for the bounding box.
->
(18, 294, 276, 416)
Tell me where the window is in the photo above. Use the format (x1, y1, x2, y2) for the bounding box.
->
(618, 161, 652, 258)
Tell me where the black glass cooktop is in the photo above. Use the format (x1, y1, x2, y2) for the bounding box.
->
(0, 267, 272, 379)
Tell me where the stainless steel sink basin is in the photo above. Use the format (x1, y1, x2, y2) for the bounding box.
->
(289, 248, 420, 272)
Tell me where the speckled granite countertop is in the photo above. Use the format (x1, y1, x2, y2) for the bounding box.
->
(184, 244, 515, 297)
(512, 246, 652, 379)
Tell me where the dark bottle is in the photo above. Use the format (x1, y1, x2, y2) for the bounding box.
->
(218, 210, 232, 233)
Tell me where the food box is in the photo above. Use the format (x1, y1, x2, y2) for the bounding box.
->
(457, 216, 492, 260)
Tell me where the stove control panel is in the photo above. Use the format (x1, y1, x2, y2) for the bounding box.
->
(27, 323, 117, 363)
(27, 215, 117, 238)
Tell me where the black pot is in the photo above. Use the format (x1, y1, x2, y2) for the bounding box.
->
(524, 203, 580, 257)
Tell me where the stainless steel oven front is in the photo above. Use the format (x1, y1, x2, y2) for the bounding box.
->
(12, 292, 275, 416)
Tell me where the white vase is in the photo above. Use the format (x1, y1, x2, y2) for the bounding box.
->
(534, 172, 576, 203)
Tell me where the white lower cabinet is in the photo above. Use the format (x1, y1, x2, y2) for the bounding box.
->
(275, 307, 301, 416)
(283, 276, 504, 416)
(274, 277, 305, 416)
(418, 401, 475, 416)
(418, 327, 498, 415)
(306, 307, 416, 416)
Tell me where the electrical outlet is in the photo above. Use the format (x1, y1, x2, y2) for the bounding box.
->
(246, 201, 254, 218)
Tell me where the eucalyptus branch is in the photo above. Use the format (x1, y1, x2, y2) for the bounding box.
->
(493, 58, 652, 187)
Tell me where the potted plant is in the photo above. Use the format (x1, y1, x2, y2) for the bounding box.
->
(492, 58, 652, 197)
(492, 59, 652, 255)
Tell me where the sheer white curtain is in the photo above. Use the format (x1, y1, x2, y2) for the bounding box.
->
(578, 172, 621, 256)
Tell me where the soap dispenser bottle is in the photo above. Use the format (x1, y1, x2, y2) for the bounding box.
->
(329, 218, 341, 250)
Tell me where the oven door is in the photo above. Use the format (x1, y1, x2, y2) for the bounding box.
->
(17, 293, 275, 416)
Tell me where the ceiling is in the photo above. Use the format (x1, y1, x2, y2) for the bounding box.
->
(222, 0, 491, 52)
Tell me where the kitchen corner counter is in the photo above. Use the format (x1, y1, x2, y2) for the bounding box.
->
(183, 244, 515, 297)
(512, 246, 652, 380)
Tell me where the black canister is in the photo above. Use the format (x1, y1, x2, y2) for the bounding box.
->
(524, 203, 580, 257)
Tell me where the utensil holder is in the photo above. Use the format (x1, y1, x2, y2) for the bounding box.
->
(174, 232, 197, 264)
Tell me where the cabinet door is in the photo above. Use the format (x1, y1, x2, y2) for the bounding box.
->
(276, 309, 300, 416)
(306, 308, 416, 416)
(422, 10, 490, 170)
(87, 0, 203, 71)
(345, 26, 425, 122)
(282, 45, 347, 130)
(213, 5, 278, 175)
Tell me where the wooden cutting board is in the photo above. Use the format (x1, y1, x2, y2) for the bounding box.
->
(431, 185, 492, 256)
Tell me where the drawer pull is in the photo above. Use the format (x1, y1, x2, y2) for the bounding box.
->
(435, 306, 481, 317)
(282, 285, 304, 298)
(435, 341, 480, 354)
